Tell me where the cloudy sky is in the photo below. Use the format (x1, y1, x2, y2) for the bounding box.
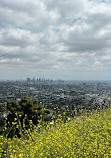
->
(0, 0, 111, 80)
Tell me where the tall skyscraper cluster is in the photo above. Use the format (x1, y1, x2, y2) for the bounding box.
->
(27, 77, 53, 83)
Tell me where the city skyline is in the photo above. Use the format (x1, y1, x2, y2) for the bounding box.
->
(0, 0, 111, 80)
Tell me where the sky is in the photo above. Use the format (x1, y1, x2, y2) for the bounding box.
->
(0, 0, 111, 80)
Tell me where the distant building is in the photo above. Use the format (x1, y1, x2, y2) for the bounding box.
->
(32, 77, 35, 83)
(39, 78, 41, 82)
(27, 78, 31, 82)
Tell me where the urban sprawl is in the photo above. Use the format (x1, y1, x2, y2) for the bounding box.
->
(0, 78, 111, 116)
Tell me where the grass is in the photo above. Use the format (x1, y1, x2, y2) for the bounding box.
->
(0, 108, 111, 158)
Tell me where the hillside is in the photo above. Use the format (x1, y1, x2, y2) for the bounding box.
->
(0, 108, 111, 158)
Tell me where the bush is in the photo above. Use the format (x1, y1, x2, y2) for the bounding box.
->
(0, 107, 111, 157)
(3, 96, 43, 138)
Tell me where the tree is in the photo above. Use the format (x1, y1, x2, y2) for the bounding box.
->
(5, 96, 43, 137)
(0, 104, 6, 128)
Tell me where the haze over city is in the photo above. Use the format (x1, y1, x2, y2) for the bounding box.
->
(0, 0, 111, 80)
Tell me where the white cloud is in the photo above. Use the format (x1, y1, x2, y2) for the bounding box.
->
(0, 0, 111, 80)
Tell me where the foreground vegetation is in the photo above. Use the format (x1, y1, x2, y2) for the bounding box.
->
(0, 107, 111, 158)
